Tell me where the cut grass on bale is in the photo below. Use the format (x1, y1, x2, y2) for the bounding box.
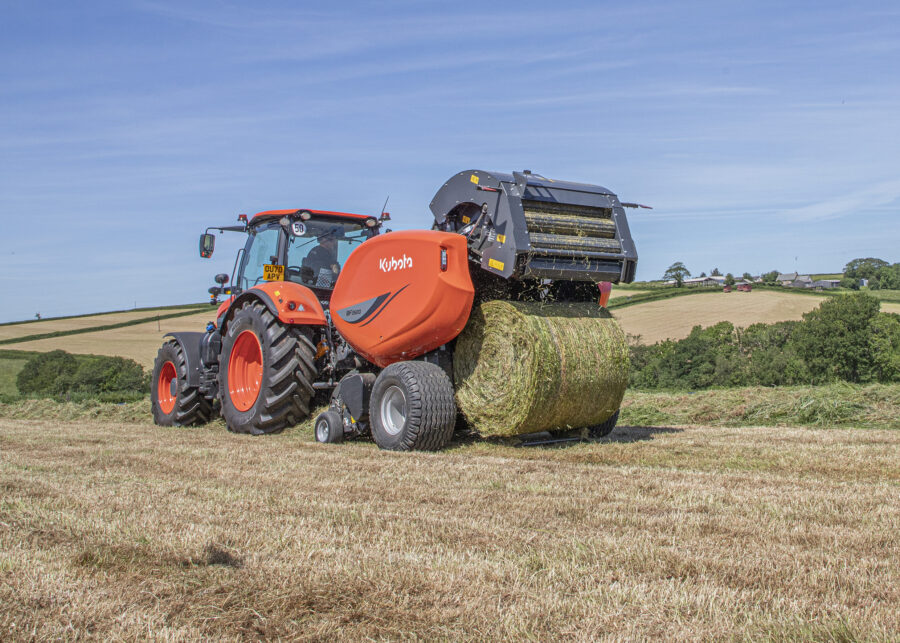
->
(454, 301, 628, 436)
(0, 415, 897, 640)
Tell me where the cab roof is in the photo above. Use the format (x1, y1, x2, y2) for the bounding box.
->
(251, 209, 373, 223)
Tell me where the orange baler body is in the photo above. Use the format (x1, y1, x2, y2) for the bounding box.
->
(330, 230, 474, 367)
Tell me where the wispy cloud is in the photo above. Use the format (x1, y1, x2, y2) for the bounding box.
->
(782, 178, 900, 222)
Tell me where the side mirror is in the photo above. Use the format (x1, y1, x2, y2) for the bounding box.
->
(214, 273, 229, 285)
(199, 233, 215, 258)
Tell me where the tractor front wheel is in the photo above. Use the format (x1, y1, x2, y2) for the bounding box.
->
(219, 301, 316, 434)
(151, 340, 212, 426)
(370, 361, 456, 451)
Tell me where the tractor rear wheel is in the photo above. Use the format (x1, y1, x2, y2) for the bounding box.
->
(588, 409, 620, 439)
(219, 300, 316, 435)
(370, 361, 456, 451)
(151, 340, 212, 426)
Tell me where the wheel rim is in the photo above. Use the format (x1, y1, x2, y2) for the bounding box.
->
(380, 385, 407, 436)
(157, 361, 177, 414)
(229, 330, 263, 412)
(316, 418, 329, 442)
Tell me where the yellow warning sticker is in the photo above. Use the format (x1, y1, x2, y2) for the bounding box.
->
(488, 258, 505, 271)
(461, 215, 471, 224)
(470, 174, 479, 185)
(496, 234, 506, 244)
(263, 264, 284, 281)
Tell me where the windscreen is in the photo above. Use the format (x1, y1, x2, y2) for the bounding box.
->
(285, 219, 373, 289)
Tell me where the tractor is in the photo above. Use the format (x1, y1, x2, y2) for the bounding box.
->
(151, 170, 639, 450)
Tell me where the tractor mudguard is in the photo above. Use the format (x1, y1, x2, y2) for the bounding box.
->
(222, 282, 327, 331)
(330, 230, 474, 367)
(163, 332, 205, 387)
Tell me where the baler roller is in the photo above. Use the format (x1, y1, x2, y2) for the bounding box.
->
(528, 232, 622, 255)
(523, 211, 617, 238)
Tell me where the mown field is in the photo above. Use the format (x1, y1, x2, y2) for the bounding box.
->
(1, 404, 898, 640)
(1, 290, 898, 639)
(0, 308, 200, 342)
(3, 310, 219, 369)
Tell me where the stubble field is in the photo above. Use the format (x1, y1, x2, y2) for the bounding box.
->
(1, 414, 897, 640)
(0, 308, 199, 342)
(4, 310, 219, 368)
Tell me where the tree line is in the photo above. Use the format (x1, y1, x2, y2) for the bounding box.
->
(629, 292, 900, 389)
(662, 256, 899, 289)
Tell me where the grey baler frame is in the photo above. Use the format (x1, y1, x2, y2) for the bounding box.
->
(430, 170, 638, 284)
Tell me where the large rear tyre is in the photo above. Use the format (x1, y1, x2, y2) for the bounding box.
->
(151, 340, 212, 426)
(219, 300, 316, 435)
(370, 361, 456, 451)
(588, 409, 620, 439)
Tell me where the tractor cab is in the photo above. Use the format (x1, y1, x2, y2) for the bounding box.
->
(202, 209, 381, 301)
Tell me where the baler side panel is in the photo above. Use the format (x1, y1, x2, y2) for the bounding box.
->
(330, 231, 474, 368)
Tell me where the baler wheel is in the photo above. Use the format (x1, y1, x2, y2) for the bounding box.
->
(314, 410, 344, 444)
(219, 300, 316, 434)
(588, 409, 620, 439)
(370, 361, 456, 451)
(151, 340, 212, 426)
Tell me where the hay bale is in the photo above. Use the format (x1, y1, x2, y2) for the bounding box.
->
(453, 300, 628, 437)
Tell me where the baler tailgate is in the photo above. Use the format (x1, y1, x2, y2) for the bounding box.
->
(430, 169, 638, 284)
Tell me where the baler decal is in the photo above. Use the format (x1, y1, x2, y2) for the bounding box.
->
(335, 284, 410, 326)
(335, 292, 390, 325)
(360, 284, 410, 327)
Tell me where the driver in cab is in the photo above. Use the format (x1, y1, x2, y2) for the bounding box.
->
(303, 227, 342, 287)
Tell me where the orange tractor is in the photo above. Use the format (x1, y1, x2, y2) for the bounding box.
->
(151, 170, 639, 450)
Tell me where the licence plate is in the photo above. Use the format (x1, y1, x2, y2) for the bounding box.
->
(263, 264, 284, 281)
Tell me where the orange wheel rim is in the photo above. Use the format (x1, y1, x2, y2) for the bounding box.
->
(157, 361, 177, 414)
(229, 330, 263, 412)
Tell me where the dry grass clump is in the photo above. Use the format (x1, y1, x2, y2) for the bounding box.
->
(623, 383, 900, 429)
(0, 417, 898, 640)
(454, 301, 629, 436)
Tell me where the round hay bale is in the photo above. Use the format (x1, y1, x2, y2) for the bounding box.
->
(453, 300, 628, 437)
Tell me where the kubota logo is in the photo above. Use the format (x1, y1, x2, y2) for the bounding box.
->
(379, 254, 413, 272)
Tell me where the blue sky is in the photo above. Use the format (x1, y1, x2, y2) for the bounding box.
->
(1, 0, 898, 322)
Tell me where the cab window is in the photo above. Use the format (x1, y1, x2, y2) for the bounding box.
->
(239, 225, 281, 290)
(286, 219, 372, 289)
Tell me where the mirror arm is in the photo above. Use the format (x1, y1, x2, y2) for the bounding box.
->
(206, 225, 247, 234)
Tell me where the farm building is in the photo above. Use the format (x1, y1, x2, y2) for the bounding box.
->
(679, 276, 725, 287)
